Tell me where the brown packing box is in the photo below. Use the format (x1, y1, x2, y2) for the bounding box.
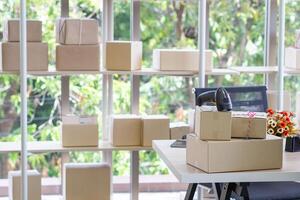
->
(9, 170, 41, 200)
(56, 44, 100, 71)
(231, 112, 267, 139)
(152, 49, 213, 71)
(110, 115, 142, 146)
(186, 134, 283, 173)
(142, 115, 170, 147)
(3, 19, 42, 42)
(105, 41, 143, 71)
(285, 47, 300, 69)
(195, 107, 232, 141)
(267, 90, 291, 111)
(170, 122, 190, 140)
(188, 109, 195, 133)
(0, 42, 48, 71)
(61, 115, 98, 147)
(56, 18, 99, 45)
(64, 163, 110, 200)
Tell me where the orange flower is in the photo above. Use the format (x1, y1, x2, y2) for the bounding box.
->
(280, 121, 286, 128)
(267, 108, 274, 115)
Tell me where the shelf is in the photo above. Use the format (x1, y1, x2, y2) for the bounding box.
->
(0, 196, 62, 200)
(1, 68, 241, 77)
(205, 68, 239, 76)
(284, 68, 300, 75)
(0, 141, 152, 153)
(229, 66, 278, 74)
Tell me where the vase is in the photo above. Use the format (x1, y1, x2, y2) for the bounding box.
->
(285, 135, 300, 152)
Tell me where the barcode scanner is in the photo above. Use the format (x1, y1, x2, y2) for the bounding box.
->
(196, 87, 232, 111)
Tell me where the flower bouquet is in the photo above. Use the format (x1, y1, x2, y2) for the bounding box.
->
(267, 108, 300, 152)
(267, 108, 297, 137)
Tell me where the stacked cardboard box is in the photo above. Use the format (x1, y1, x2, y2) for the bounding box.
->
(105, 41, 143, 71)
(8, 170, 41, 200)
(61, 115, 99, 147)
(285, 30, 300, 69)
(1, 20, 48, 71)
(186, 106, 283, 173)
(110, 114, 169, 147)
(152, 49, 213, 71)
(267, 90, 291, 111)
(56, 18, 100, 71)
(64, 163, 110, 200)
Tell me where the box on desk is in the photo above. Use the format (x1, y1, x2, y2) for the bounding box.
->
(110, 115, 142, 146)
(3, 19, 42, 42)
(61, 115, 98, 147)
(56, 44, 100, 71)
(186, 134, 283, 173)
(267, 90, 291, 111)
(56, 18, 99, 45)
(231, 112, 267, 139)
(195, 107, 232, 141)
(152, 49, 213, 71)
(142, 115, 170, 147)
(0, 42, 48, 71)
(188, 109, 195, 133)
(64, 163, 110, 200)
(105, 41, 142, 71)
(9, 170, 41, 200)
(170, 122, 190, 140)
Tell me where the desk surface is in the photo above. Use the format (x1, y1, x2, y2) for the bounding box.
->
(153, 140, 300, 183)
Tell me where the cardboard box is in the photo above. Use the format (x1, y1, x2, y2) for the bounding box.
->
(0, 42, 48, 71)
(64, 163, 110, 200)
(3, 20, 42, 42)
(56, 18, 99, 45)
(267, 90, 291, 111)
(231, 112, 267, 139)
(142, 115, 170, 147)
(110, 115, 142, 146)
(105, 41, 142, 71)
(170, 122, 190, 140)
(61, 115, 98, 147)
(56, 44, 100, 71)
(8, 170, 41, 200)
(188, 109, 195, 133)
(152, 49, 213, 71)
(186, 134, 283, 173)
(285, 47, 300, 69)
(195, 107, 232, 141)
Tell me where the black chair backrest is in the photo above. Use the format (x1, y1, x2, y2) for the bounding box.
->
(193, 86, 268, 112)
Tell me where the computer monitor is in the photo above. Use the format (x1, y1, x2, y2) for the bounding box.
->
(193, 86, 268, 112)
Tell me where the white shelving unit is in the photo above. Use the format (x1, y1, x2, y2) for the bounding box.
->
(1, 0, 289, 200)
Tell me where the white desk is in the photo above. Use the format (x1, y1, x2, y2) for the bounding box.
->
(153, 140, 300, 199)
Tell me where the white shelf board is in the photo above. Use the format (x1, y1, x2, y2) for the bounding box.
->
(0, 141, 152, 153)
(205, 68, 239, 76)
(1, 68, 241, 77)
(284, 68, 300, 75)
(229, 66, 278, 74)
(0, 196, 62, 200)
(133, 68, 197, 76)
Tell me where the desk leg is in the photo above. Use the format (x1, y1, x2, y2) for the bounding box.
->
(185, 183, 198, 200)
(220, 183, 235, 200)
(219, 182, 249, 200)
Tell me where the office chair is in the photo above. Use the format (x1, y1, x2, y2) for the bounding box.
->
(194, 86, 300, 200)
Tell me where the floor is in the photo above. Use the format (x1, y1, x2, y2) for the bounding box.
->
(112, 191, 215, 200)
(0, 191, 215, 200)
